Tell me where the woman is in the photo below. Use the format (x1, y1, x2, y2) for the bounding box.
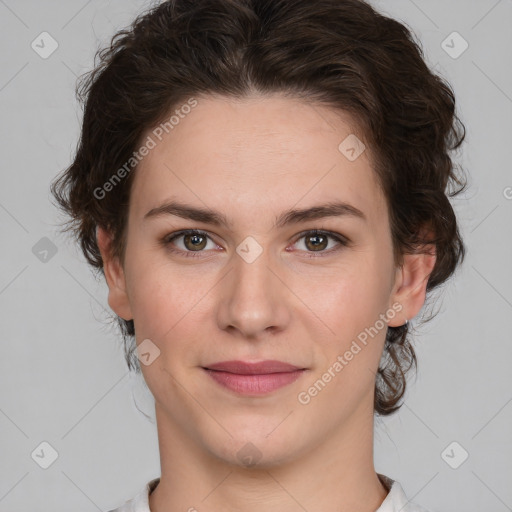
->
(50, 0, 466, 510)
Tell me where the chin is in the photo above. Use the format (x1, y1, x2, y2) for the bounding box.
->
(204, 424, 305, 470)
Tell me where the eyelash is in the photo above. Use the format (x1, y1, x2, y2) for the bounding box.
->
(161, 229, 349, 259)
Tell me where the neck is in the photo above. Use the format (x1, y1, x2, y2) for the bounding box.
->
(149, 396, 388, 512)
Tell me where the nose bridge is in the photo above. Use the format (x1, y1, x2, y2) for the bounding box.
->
(217, 242, 290, 337)
(233, 244, 275, 297)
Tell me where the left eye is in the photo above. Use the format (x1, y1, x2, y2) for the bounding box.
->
(162, 229, 348, 258)
(292, 229, 348, 256)
(162, 230, 217, 257)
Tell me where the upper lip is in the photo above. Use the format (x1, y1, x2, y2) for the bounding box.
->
(203, 360, 304, 374)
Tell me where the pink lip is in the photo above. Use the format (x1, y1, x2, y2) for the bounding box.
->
(204, 360, 303, 374)
(202, 360, 306, 395)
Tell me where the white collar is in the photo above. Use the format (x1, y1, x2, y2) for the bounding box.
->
(375, 473, 431, 511)
(108, 474, 431, 512)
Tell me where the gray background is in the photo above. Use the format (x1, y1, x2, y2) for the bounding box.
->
(0, 0, 511, 511)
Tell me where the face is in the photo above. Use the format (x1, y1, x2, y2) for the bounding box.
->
(98, 93, 433, 468)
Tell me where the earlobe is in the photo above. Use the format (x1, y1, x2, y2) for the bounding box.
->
(96, 226, 133, 321)
(388, 247, 436, 328)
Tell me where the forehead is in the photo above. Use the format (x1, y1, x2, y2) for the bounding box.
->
(129, 93, 387, 229)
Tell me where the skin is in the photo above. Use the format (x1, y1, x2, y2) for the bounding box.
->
(97, 93, 436, 512)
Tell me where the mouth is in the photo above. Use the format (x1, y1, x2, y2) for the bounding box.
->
(201, 360, 307, 395)
(203, 359, 305, 374)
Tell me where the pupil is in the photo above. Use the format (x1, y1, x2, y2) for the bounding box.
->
(308, 234, 326, 251)
(186, 234, 205, 250)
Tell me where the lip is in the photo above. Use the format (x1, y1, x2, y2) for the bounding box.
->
(203, 360, 304, 374)
(202, 360, 307, 395)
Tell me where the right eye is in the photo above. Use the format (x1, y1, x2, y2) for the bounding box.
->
(161, 229, 220, 258)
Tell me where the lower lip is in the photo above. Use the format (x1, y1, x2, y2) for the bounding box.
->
(203, 368, 306, 395)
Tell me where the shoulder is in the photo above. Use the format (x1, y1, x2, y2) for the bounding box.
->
(376, 473, 434, 512)
(105, 477, 160, 512)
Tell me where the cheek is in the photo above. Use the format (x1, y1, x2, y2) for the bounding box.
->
(124, 257, 187, 338)
(305, 254, 392, 376)
(313, 257, 390, 332)
(125, 263, 206, 399)
(124, 254, 220, 355)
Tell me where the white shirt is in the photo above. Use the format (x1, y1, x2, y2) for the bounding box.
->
(106, 473, 432, 512)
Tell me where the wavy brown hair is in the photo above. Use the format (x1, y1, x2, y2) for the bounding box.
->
(50, 0, 467, 415)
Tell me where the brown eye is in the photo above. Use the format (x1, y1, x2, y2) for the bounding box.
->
(163, 229, 216, 258)
(304, 233, 329, 252)
(183, 232, 208, 251)
(293, 229, 348, 257)
(163, 229, 348, 259)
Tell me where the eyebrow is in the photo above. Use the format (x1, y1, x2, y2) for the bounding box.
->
(143, 199, 366, 228)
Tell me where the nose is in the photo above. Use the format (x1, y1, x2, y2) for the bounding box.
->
(215, 247, 291, 339)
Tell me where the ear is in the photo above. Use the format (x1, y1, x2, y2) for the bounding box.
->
(96, 226, 133, 321)
(387, 243, 436, 327)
